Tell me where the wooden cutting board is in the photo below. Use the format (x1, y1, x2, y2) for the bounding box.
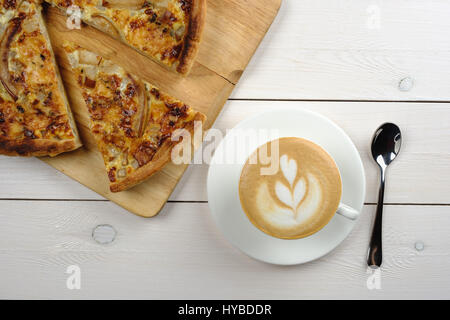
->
(41, 0, 282, 217)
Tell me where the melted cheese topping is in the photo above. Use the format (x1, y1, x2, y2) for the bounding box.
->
(0, 1, 76, 144)
(48, 0, 190, 69)
(64, 42, 198, 184)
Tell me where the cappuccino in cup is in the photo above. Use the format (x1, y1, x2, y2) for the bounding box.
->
(239, 137, 356, 240)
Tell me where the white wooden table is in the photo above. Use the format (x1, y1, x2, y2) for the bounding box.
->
(1, 0, 450, 299)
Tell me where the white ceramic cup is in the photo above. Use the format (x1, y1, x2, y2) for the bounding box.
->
(239, 138, 361, 238)
(337, 203, 360, 220)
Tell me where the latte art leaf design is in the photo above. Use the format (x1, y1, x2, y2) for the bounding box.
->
(280, 155, 297, 186)
(275, 155, 307, 216)
(293, 179, 306, 208)
(275, 181, 294, 209)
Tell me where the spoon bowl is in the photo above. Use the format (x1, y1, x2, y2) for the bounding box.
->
(371, 123, 402, 168)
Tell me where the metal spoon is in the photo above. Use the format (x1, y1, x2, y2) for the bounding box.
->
(367, 123, 402, 267)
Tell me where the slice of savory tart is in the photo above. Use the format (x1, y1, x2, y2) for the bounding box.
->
(47, 0, 206, 75)
(0, 0, 81, 157)
(63, 42, 206, 192)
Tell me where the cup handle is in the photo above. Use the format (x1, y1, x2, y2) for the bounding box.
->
(337, 203, 360, 220)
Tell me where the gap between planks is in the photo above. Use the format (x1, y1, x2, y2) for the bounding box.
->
(229, 98, 450, 104)
(0, 199, 448, 206)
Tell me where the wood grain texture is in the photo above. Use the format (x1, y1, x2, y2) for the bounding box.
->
(35, 0, 281, 217)
(1, 101, 449, 204)
(0, 201, 449, 299)
(231, 0, 450, 100)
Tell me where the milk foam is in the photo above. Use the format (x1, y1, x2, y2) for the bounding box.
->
(239, 138, 342, 239)
(274, 178, 306, 212)
(295, 174, 322, 224)
(280, 155, 297, 186)
(256, 154, 323, 229)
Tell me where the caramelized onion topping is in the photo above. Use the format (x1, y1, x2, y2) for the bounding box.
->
(90, 14, 121, 39)
(135, 80, 148, 137)
(0, 16, 23, 101)
(102, 0, 147, 10)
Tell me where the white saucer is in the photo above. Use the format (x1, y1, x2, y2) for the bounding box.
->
(207, 108, 366, 265)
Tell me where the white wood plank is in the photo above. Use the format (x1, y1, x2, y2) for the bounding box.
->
(0, 157, 102, 200)
(2, 101, 447, 204)
(231, 0, 450, 100)
(173, 101, 450, 204)
(0, 201, 449, 299)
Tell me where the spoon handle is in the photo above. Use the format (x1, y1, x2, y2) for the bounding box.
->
(367, 168, 386, 267)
